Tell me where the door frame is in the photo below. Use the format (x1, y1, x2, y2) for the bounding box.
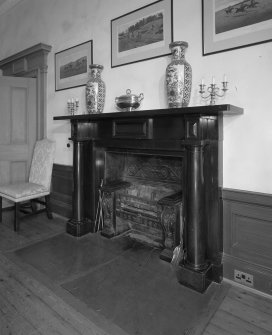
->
(0, 43, 52, 140)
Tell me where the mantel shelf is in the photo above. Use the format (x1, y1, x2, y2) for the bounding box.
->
(53, 104, 243, 121)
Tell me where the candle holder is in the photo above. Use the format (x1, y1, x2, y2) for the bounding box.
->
(67, 99, 79, 115)
(199, 79, 228, 105)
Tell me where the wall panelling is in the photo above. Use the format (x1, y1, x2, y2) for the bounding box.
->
(223, 189, 272, 295)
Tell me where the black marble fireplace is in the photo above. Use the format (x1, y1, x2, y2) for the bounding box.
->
(54, 104, 243, 292)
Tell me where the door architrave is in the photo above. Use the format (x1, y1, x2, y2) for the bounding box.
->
(0, 43, 52, 140)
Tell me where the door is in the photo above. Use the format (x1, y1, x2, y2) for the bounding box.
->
(0, 76, 37, 206)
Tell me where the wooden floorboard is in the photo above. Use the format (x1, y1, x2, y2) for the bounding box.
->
(0, 213, 272, 335)
(207, 310, 272, 335)
(0, 290, 40, 335)
(0, 211, 65, 252)
(0, 213, 120, 335)
(227, 286, 272, 315)
(203, 286, 272, 335)
(203, 323, 235, 335)
(0, 262, 81, 335)
(220, 296, 272, 333)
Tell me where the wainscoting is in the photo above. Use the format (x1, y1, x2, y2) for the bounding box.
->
(51, 164, 272, 295)
(51, 164, 73, 218)
(223, 189, 272, 296)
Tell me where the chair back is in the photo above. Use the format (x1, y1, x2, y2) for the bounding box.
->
(29, 139, 56, 190)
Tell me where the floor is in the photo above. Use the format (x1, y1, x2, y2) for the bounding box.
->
(203, 285, 272, 335)
(9, 231, 229, 335)
(0, 211, 272, 335)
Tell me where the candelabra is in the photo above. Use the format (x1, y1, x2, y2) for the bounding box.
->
(67, 98, 79, 115)
(199, 77, 228, 105)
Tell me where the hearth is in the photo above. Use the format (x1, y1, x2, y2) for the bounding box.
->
(54, 104, 243, 292)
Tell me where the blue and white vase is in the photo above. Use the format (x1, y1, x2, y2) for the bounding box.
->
(166, 41, 192, 108)
(86, 64, 105, 114)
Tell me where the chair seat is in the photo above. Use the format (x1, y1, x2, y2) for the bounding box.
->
(0, 182, 49, 202)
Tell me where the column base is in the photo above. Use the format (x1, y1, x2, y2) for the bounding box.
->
(176, 262, 213, 293)
(66, 218, 91, 237)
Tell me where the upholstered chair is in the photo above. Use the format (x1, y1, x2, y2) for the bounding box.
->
(0, 139, 56, 231)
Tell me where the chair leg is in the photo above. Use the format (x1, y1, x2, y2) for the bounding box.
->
(14, 202, 20, 232)
(0, 197, 2, 223)
(31, 200, 38, 213)
(45, 195, 53, 219)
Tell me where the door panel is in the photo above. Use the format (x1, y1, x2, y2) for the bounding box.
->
(0, 85, 11, 145)
(0, 76, 37, 206)
(11, 87, 28, 143)
(0, 161, 9, 185)
(11, 161, 27, 183)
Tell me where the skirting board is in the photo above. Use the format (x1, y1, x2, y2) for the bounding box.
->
(223, 254, 272, 296)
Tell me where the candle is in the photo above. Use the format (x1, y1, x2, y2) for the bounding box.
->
(71, 98, 74, 103)
(201, 78, 204, 86)
(223, 74, 227, 83)
(212, 76, 215, 85)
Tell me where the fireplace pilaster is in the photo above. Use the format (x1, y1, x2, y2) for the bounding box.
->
(184, 143, 207, 271)
(66, 134, 91, 236)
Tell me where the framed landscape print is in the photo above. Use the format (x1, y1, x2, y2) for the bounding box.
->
(55, 40, 93, 91)
(111, 0, 173, 67)
(202, 0, 272, 56)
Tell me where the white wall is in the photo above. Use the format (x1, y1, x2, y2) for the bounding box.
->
(0, 0, 271, 194)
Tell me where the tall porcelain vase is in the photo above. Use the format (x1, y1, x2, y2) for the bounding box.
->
(86, 64, 105, 114)
(166, 41, 192, 108)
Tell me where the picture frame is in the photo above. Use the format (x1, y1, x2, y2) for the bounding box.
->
(55, 40, 93, 91)
(111, 0, 173, 68)
(202, 0, 272, 56)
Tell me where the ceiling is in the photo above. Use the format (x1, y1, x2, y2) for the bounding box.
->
(0, 0, 23, 16)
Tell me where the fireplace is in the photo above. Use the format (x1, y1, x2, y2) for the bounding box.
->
(101, 151, 183, 260)
(54, 104, 243, 292)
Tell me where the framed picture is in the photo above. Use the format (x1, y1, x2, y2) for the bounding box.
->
(55, 40, 93, 91)
(202, 0, 272, 56)
(111, 0, 173, 68)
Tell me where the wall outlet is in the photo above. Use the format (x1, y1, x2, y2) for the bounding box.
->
(234, 269, 254, 287)
(234, 269, 242, 283)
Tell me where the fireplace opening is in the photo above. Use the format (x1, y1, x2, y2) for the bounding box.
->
(101, 151, 183, 261)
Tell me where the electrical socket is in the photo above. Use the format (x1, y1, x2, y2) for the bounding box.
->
(234, 269, 254, 287)
(234, 269, 242, 283)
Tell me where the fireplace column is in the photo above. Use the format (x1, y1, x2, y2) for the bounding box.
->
(66, 122, 91, 237)
(177, 142, 211, 292)
(185, 144, 208, 270)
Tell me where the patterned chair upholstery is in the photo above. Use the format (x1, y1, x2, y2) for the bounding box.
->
(0, 139, 56, 231)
